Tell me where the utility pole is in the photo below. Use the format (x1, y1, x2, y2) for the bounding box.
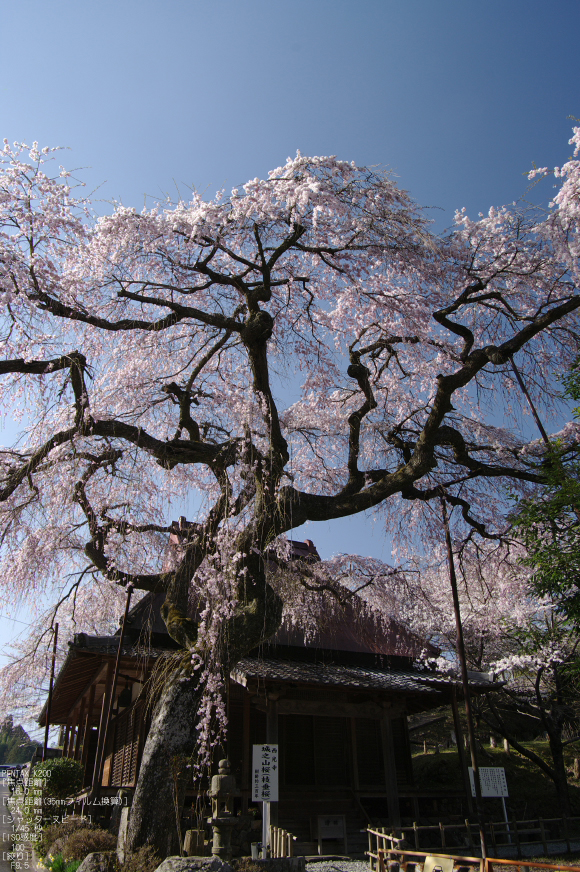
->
(510, 357, 551, 447)
(43, 623, 59, 762)
(441, 496, 488, 858)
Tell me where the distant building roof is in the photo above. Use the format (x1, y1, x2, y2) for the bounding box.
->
(39, 532, 442, 725)
(231, 657, 442, 693)
(118, 591, 173, 641)
(38, 637, 168, 726)
(269, 597, 432, 659)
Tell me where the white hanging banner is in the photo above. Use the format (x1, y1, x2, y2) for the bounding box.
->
(252, 744, 279, 802)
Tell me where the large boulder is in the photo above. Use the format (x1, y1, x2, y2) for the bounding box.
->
(154, 859, 233, 872)
(75, 852, 117, 872)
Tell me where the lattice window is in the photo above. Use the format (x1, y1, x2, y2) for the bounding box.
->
(110, 702, 144, 786)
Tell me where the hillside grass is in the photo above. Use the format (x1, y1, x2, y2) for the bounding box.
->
(412, 742, 580, 820)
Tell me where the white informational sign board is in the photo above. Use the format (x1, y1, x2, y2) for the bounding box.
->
(468, 766, 508, 798)
(318, 817, 345, 838)
(252, 744, 279, 802)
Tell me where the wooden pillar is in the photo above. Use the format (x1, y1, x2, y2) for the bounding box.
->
(266, 698, 278, 743)
(97, 584, 133, 792)
(241, 694, 251, 814)
(134, 701, 147, 786)
(351, 717, 359, 791)
(69, 728, 77, 759)
(62, 721, 71, 757)
(82, 684, 96, 780)
(451, 686, 474, 815)
(73, 697, 87, 761)
(380, 712, 401, 829)
(266, 698, 278, 827)
(67, 705, 81, 759)
(64, 726, 73, 758)
(91, 661, 115, 794)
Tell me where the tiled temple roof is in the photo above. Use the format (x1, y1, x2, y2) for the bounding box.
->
(230, 656, 495, 694)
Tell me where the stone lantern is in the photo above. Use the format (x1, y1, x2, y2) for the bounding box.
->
(208, 758, 240, 861)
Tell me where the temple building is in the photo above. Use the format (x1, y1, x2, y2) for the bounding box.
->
(38, 535, 494, 854)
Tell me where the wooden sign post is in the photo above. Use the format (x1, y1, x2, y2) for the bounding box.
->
(252, 744, 279, 858)
(469, 766, 511, 842)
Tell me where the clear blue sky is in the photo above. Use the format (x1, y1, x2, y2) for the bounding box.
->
(2, 0, 578, 229)
(1, 1, 579, 694)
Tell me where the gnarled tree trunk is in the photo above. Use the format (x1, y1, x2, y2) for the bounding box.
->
(124, 565, 283, 860)
(547, 729, 572, 817)
(125, 667, 203, 858)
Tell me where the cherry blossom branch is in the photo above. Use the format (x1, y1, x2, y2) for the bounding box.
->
(341, 357, 377, 494)
(163, 330, 234, 441)
(91, 419, 239, 469)
(241, 310, 289, 477)
(0, 351, 90, 427)
(27, 277, 184, 333)
(115, 286, 243, 332)
(0, 352, 84, 377)
(0, 426, 78, 501)
(433, 280, 485, 360)
(278, 292, 580, 531)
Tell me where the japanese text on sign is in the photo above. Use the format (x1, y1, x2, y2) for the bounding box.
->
(252, 744, 279, 802)
(468, 767, 508, 798)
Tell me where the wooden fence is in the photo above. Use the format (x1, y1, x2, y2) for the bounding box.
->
(376, 847, 580, 872)
(368, 818, 580, 861)
(269, 826, 296, 858)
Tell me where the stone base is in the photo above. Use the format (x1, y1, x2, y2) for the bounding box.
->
(116, 806, 131, 864)
(76, 851, 118, 872)
(184, 828, 209, 856)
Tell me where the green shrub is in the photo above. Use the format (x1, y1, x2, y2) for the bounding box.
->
(32, 758, 84, 800)
(22, 758, 84, 829)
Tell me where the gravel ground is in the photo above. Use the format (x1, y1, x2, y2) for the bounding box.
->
(306, 861, 369, 872)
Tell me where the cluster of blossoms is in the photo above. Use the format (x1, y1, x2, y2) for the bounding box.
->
(491, 644, 566, 679)
(414, 653, 459, 675)
(187, 536, 242, 774)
